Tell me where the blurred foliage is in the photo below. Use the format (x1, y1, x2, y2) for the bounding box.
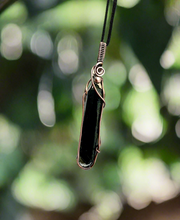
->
(1, 0, 180, 220)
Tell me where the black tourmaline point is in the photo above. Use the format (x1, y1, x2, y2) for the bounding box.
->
(78, 84, 103, 169)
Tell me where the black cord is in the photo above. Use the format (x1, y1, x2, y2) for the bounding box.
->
(101, 0, 117, 46)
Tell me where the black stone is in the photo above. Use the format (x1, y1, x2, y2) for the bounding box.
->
(78, 84, 104, 169)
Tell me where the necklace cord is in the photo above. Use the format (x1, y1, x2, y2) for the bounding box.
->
(101, 0, 117, 46)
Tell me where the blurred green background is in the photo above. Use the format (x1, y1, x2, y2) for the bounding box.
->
(1, 0, 180, 219)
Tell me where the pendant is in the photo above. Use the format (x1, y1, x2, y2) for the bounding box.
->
(77, 50, 107, 170)
(77, 42, 106, 170)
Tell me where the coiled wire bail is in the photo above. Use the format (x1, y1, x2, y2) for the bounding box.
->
(95, 41, 107, 77)
(97, 42, 107, 63)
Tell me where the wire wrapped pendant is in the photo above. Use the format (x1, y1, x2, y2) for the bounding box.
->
(77, 0, 117, 170)
(77, 63, 106, 169)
